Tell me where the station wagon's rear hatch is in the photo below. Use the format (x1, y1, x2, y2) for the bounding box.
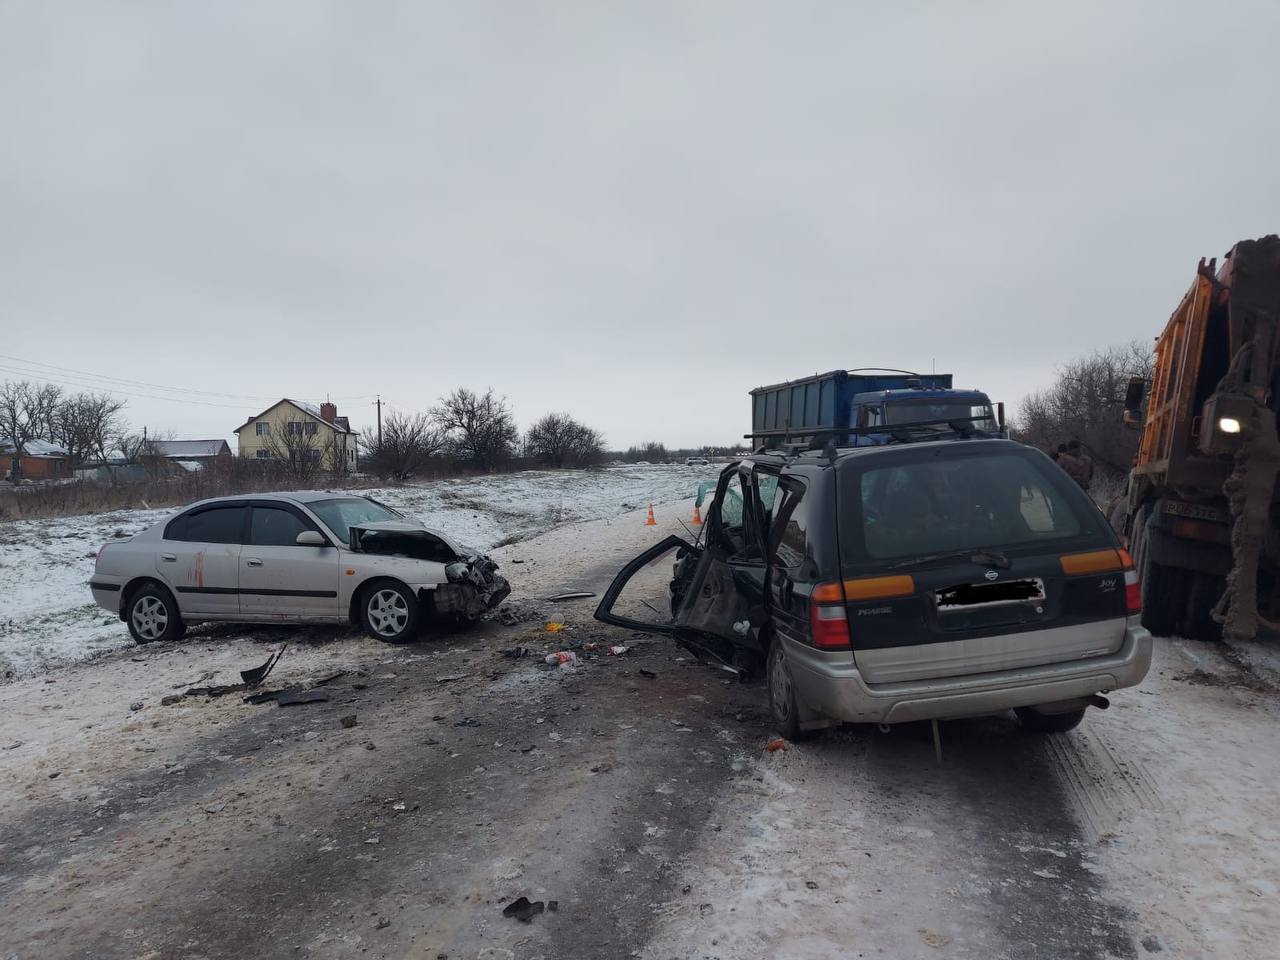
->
(838, 443, 1130, 684)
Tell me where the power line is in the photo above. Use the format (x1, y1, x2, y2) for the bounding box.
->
(0, 352, 374, 406)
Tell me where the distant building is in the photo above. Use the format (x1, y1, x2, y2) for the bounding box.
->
(1, 440, 70, 481)
(234, 400, 358, 473)
(149, 439, 232, 466)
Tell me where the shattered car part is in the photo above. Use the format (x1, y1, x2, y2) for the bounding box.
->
(240, 645, 287, 687)
(502, 896, 545, 923)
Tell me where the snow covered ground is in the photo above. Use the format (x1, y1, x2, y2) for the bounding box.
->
(0, 464, 716, 680)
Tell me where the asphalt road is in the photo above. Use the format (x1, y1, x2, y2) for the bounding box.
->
(2, 517, 1277, 960)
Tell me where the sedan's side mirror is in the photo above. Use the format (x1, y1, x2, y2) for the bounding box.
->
(296, 530, 327, 547)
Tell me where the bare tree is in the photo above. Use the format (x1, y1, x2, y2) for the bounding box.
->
(431, 388, 519, 471)
(525, 413, 606, 468)
(51, 392, 127, 468)
(1016, 340, 1156, 475)
(624, 441, 669, 463)
(360, 410, 448, 480)
(0, 380, 63, 481)
(261, 419, 335, 483)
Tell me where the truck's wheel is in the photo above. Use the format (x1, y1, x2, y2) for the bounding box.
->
(1134, 505, 1183, 637)
(1182, 572, 1225, 642)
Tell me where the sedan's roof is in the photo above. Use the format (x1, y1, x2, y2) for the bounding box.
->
(181, 490, 378, 508)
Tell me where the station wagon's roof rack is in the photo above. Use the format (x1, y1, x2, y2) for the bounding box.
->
(749, 415, 1000, 456)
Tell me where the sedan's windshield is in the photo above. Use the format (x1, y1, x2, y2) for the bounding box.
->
(845, 449, 1096, 563)
(308, 498, 402, 545)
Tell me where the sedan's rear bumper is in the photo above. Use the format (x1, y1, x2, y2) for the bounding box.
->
(785, 619, 1152, 725)
(89, 578, 125, 616)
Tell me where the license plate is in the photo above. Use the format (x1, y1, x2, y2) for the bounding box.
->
(935, 577, 1046, 612)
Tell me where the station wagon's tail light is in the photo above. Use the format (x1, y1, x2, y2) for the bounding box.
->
(807, 576, 914, 650)
(1119, 549, 1142, 614)
(1059, 549, 1124, 575)
(809, 599, 851, 650)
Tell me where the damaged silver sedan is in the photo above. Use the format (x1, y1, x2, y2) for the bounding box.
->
(89, 492, 511, 645)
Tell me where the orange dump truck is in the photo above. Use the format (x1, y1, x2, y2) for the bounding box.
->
(1118, 235, 1280, 640)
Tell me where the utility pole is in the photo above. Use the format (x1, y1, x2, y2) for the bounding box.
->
(375, 396, 382, 447)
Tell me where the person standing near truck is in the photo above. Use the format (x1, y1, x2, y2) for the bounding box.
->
(1058, 440, 1093, 492)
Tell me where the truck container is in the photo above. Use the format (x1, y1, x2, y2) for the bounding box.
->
(1117, 235, 1280, 640)
(748, 369, 998, 448)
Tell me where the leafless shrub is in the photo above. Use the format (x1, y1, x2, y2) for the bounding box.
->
(361, 410, 448, 480)
(525, 413, 605, 468)
(431, 388, 519, 471)
(1016, 340, 1155, 476)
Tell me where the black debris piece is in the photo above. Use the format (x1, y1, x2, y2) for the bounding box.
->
(639, 669, 657, 679)
(276, 688, 330, 707)
(501, 897, 545, 923)
(500, 646, 531, 659)
(454, 717, 480, 728)
(589, 763, 612, 774)
(805, 881, 819, 890)
(340, 715, 358, 729)
(436, 674, 467, 684)
(425, 738, 441, 746)
(314, 671, 347, 686)
(547, 591, 596, 602)
(240, 645, 287, 687)
(547, 900, 559, 912)
(520, 744, 536, 753)
(243, 686, 330, 707)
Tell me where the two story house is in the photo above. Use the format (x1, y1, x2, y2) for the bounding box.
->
(235, 400, 358, 473)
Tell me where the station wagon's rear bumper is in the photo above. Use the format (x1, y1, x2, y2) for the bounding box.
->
(785, 619, 1153, 725)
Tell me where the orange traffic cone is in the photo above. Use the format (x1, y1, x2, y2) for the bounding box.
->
(645, 503, 656, 526)
(692, 504, 703, 525)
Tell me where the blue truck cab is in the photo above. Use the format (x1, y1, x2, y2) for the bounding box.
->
(750, 369, 1001, 448)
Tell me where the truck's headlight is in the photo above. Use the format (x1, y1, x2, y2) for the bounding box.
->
(1218, 417, 1242, 434)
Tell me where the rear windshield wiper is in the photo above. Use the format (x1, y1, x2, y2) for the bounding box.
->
(890, 549, 1011, 571)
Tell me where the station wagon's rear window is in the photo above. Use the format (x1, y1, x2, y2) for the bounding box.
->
(848, 449, 1091, 562)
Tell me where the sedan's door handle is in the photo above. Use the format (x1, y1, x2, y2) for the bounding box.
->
(246, 558, 263, 567)
(160, 553, 176, 562)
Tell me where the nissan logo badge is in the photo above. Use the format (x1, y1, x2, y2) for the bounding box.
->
(984, 570, 999, 581)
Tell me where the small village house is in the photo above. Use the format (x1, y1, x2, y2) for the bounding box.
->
(2, 440, 70, 481)
(149, 439, 233, 470)
(235, 400, 358, 472)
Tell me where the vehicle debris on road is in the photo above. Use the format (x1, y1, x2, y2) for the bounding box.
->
(502, 896, 545, 923)
(544, 651, 577, 667)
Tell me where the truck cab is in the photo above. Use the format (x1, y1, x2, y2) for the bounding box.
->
(852, 388, 1000, 445)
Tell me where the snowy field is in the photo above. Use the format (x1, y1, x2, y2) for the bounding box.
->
(0, 463, 717, 680)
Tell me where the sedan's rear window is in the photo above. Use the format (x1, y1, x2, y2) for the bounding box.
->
(848, 448, 1092, 562)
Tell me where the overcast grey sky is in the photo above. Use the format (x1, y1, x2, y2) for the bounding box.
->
(2, 1, 1278, 449)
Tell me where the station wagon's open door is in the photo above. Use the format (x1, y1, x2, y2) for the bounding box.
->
(595, 462, 773, 671)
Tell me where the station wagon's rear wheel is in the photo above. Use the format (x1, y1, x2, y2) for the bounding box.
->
(125, 582, 185, 645)
(360, 581, 420, 644)
(767, 640, 819, 742)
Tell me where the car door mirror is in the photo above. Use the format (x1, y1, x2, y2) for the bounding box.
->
(295, 530, 327, 547)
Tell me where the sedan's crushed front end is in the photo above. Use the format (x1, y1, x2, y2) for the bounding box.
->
(349, 521, 511, 620)
(437, 555, 512, 618)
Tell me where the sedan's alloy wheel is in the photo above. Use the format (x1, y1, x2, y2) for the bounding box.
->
(131, 596, 169, 641)
(367, 588, 409, 637)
